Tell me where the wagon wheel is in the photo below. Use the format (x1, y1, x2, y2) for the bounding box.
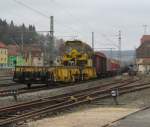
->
(51, 73, 55, 82)
(27, 83, 31, 89)
(47, 72, 55, 87)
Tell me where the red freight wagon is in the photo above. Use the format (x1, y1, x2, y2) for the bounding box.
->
(93, 52, 107, 77)
(107, 58, 120, 76)
(111, 59, 120, 71)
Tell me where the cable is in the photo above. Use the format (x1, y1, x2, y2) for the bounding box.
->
(49, 0, 124, 48)
(13, 0, 49, 18)
(51, 0, 120, 48)
(100, 34, 119, 48)
(94, 38, 117, 49)
(49, 0, 94, 32)
(13, 0, 105, 44)
(13, 0, 80, 37)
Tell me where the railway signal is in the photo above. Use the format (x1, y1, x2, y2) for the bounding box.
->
(111, 88, 119, 105)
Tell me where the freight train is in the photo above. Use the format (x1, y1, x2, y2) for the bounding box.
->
(13, 40, 120, 88)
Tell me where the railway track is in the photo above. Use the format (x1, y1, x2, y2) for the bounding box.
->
(0, 82, 19, 88)
(0, 76, 15, 89)
(0, 78, 12, 81)
(0, 75, 12, 78)
(0, 76, 13, 83)
(0, 85, 49, 97)
(0, 78, 148, 126)
(0, 75, 13, 82)
(0, 78, 130, 97)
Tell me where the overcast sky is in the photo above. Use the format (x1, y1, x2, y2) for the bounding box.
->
(0, 0, 150, 50)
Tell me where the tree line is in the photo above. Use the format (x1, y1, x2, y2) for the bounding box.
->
(0, 19, 40, 45)
(0, 19, 65, 61)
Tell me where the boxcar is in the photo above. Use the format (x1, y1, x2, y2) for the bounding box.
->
(107, 59, 120, 76)
(93, 52, 107, 78)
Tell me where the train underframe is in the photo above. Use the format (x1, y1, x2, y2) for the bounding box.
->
(13, 66, 97, 88)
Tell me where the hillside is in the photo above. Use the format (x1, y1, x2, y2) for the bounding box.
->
(101, 50, 136, 65)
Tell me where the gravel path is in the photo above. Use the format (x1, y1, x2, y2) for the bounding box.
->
(27, 76, 150, 127)
(0, 75, 145, 127)
(28, 106, 138, 127)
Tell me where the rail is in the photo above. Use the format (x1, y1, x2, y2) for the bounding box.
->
(0, 78, 148, 126)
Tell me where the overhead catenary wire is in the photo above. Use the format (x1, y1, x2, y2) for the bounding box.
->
(13, 0, 80, 37)
(94, 38, 118, 49)
(52, 1, 117, 37)
(47, 0, 93, 40)
(48, 0, 100, 48)
(49, 0, 95, 32)
(13, 0, 121, 47)
(49, 0, 100, 44)
(49, 0, 122, 47)
(13, 0, 49, 18)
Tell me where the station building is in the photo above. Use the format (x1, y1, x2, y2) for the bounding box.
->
(136, 35, 150, 74)
(0, 42, 8, 68)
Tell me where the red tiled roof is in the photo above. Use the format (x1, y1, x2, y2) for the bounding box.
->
(23, 44, 43, 57)
(8, 50, 18, 56)
(0, 42, 6, 48)
(141, 35, 150, 43)
(7, 45, 19, 56)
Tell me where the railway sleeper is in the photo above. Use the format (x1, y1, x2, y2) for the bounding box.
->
(0, 81, 148, 126)
(86, 96, 93, 101)
(70, 96, 78, 102)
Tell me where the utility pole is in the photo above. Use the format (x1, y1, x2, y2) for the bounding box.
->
(49, 16, 54, 65)
(134, 46, 137, 65)
(118, 30, 122, 63)
(21, 31, 24, 54)
(110, 48, 113, 59)
(143, 25, 148, 35)
(50, 16, 54, 40)
(21, 31, 25, 65)
(92, 32, 94, 50)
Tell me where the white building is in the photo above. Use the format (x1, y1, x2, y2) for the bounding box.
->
(136, 35, 150, 74)
(24, 44, 44, 66)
